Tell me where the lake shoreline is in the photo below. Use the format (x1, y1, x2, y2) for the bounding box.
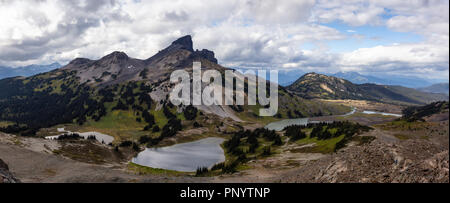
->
(132, 137, 226, 172)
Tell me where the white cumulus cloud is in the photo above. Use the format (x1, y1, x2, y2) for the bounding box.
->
(0, 0, 448, 80)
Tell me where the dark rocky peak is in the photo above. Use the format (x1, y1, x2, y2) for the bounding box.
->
(102, 51, 129, 61)
(171, 35, 194, 52)
(145, 35, 219, 64)
(68, 58, 93, 66)
(98, 51, 129, 65)
(193, 49, 218, 64)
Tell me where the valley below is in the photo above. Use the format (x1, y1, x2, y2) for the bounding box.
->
(1, 100, 448, 183)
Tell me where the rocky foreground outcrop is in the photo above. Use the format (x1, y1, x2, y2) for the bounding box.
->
(279, 134, 449, 183)
(0, 158, 20, 183)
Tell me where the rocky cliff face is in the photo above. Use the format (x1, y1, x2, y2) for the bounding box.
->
(279, 131, 449, 183)
(0, 158, 20, 183)
(193, 49, 218, 64)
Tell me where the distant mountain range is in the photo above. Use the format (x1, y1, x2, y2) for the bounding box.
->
(2, 62, 443, 91)
(417, 83, 449, 95)
(269, 70, 442, 89)
(278, 70, 306, 86)
(287, 72, 449, 105)
(0, 63, 62, 79)
(331, 71, 440, 88)
(227, 68, 304, 87)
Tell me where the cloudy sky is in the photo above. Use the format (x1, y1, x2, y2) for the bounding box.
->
(0, 0, 448, 80)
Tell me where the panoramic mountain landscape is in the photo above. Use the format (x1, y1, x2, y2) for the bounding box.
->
(0, 36, 448, 183)
(0, 0, 448, 187)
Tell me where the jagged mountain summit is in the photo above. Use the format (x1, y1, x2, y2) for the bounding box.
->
(63, 35, 218, 87)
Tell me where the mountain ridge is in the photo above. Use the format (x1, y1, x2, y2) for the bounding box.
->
(287, 72, 448, 105)
(62, 35, 219, 87)
(332, 71, 436, 88)
(418, 83, 449, 95)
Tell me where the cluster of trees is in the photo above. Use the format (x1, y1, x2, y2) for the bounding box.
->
(193, 122, 202, 128)
(262, 146, 271, 156)
(199, 127, 286, 174)
(220, 128, 283, 173)
(0, 69, 192, 147)
(196, 161, 239, 175)
(138, 118, 182, 147)
(112, 100, 128, 110)
(0, 71, 106, 135)
(139, 69, 148, 79)
(309, 121, 371, 140)
(161, 118, 182, 138)
(285, 109, 307, 119)
(138, 135, 160, 146)
(57, 133, 81, 140)
(282, 121, 372, 152)
(210, 162, 225, 171)
(208, 160, 239, 174)
(311, 121, 372, 152)
(139, 82, 152, 93)
(0, 124, 29, 135)
(163, 104, 176, 119)
(402, 101, 449, 122)
(119, 140, 140, 151)
(104, 82, 158, 132)
(284, 125, 307, 141)
(183, 105, 198, 120)
(138, 92, 152, 108)
(224, 128, 282, 156)
(142, 110, 155, 130)
(230, 105, 244, 113)
(195, 167, 209, 176)
(86, 135, 96, 140)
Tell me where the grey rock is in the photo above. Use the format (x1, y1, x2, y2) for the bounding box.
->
(0, 158, 20, 183)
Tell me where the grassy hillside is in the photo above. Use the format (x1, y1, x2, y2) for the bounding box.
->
(0, 69, 350, 145)
(401, 101, 449, 122)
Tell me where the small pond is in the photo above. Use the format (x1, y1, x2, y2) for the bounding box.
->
(45, 128, 114, 145)
(265, 107, 358, 131)
(132, 137, 226, 172)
